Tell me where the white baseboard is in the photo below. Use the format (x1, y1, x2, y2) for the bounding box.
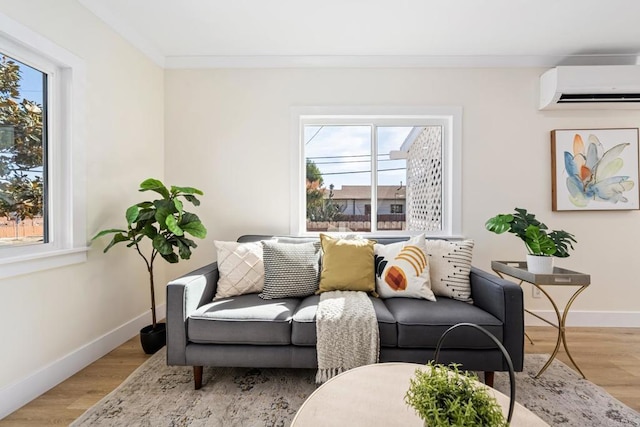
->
(525, 310, 640, 327)
(0, 304, 166, 420)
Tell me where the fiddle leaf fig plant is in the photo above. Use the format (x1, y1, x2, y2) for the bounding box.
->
(92, 178, 207, 329)
(485, 208, 576, 257)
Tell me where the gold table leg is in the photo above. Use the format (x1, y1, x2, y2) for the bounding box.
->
(559, 285, 588, 379)
(524, 331, 534, 345)
(532, 285, 563, 378)
(532, 284, 587, 379)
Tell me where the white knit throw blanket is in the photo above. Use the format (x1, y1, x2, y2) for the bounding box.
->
(315, 290, 380, 384)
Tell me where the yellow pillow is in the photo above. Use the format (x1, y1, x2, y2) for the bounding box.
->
(318, 234, 376, 293)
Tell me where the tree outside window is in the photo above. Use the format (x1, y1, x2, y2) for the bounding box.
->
(0, 54, 46, 245)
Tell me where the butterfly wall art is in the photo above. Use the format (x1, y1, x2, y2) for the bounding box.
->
(551, 128, 640, 211)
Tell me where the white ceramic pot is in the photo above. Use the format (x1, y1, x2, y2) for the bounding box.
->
(526, 254, 554, 274)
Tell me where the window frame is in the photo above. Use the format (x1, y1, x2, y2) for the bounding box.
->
(0, 12, 87, 279)
(290, 106, 462, 237)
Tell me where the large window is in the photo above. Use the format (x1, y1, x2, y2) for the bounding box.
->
(0, 13, 86, 278)
(292, 107, 462, 236)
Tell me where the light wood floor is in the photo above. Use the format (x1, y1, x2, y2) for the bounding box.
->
(1, 327, 639, 426)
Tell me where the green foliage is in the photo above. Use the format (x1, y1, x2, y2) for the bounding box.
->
(92, 178, 207, 328)
(306, 160, 345, 222)
(524, 225, 556, 256)
(306, 159, 323, 187)
(405, 362, 507, 427)
(485, 208, 576, 257)
(93, 178, 206, 262)
(548, 230, 576, 258)
(0, 55, 45, 223)
(306, 160, 325, 220)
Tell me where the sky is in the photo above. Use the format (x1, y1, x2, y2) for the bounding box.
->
(17, 60, 44, 105)
(304, 125, 410, 189)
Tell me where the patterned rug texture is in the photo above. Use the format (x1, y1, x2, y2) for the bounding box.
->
(71, 351, 640, 427)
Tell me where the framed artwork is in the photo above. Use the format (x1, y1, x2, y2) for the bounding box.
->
(551, 128, 640, 211)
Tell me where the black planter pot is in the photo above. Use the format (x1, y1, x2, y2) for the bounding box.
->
(140, 322, 166, 354)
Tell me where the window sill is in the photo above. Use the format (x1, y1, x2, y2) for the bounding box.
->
(0, 247, 88, 280)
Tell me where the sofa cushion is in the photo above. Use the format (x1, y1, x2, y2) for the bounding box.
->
(188, 294, 300, 345)
(374, 234, 436, 301)
(426, 239, 474, 303)
(213, 240, 265, 300)
(259, 240, 321, 299)
(291, 295, 398, 347)
(318, 234, 376, 293)
(384, 297, 503, 349)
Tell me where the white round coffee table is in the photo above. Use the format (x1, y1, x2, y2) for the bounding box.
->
(291, 363, 548, 426)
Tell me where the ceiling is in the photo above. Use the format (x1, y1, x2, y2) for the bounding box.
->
(78, 0, 640, 68)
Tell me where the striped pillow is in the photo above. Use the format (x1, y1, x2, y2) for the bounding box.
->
(425, 239, 474, 303)
(259, 240, 321, 299)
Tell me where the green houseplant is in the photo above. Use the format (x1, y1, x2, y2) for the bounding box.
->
(405, 362, 507, 426)
(92, 178, 207, 354)
(485, 208, 576, 273)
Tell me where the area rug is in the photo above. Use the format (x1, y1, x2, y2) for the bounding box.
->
(71, 351, 640, 427)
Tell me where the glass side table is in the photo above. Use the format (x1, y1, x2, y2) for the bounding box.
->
(491, 260, 590, 379)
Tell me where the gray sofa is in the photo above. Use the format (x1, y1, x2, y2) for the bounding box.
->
(166, 235, 524, 389)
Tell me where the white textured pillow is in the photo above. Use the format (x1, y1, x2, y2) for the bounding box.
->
(374, 234, 435, 301)
(213, 240, 264, 300)
(425, 239, 474, 303)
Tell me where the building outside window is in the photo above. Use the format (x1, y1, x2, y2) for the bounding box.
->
(293, 107, 462, 236)
(390, 204, 403, 214)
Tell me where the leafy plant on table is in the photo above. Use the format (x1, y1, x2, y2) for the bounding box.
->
(485, 207, 576, 257)
(92, 178, 207, 330)
(405, 362, 507, 427)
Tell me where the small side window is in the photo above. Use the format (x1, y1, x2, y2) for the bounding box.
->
(0, 53, 48, 248)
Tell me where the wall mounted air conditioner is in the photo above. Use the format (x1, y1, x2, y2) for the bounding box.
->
(539, 65, 640, 110)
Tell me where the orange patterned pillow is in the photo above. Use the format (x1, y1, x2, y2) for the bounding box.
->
(374, 234, 436, 300)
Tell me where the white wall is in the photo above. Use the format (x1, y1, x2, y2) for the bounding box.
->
(165, 67, 640, 317)
(0, 0, 166, 415)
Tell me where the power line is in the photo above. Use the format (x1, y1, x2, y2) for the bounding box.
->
(307, 154, 389, 159)
(321, 167, 405, 176)
(314, 158, 403, 165)
(304, 126, 324, 145)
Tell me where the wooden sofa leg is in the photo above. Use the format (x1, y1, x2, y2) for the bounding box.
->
(484, 371, 494, 387)
(194, 366, 203, 390)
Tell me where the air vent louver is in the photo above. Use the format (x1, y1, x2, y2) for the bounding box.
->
(558, 93, 640, 103)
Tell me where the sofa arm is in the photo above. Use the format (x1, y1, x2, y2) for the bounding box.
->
(166, 262, 219, 365)
(469, 267, 524, 371)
